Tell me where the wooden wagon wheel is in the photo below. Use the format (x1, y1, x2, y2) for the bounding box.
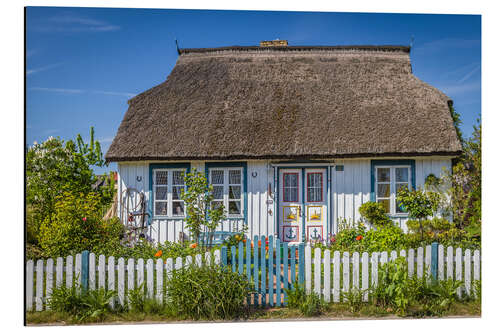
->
(120, 188, 150, 246)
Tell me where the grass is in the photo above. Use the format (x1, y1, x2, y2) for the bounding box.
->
(26, 300, 480, 325)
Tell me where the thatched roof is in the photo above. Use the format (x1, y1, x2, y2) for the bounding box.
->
(105, 44, 462, 162)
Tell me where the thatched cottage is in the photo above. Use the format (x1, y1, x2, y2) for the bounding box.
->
(105, 40, 462, 244)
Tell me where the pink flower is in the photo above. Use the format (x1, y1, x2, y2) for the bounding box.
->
(82, 217, 87, 221)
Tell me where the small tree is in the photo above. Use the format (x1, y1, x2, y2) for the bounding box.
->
(181, 170, 225, 247)
(397, 187, 441, 241)
(358, 201, 392, 228)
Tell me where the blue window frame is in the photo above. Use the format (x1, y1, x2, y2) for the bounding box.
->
(149, 163, 190, 218)
(205, 162, 247, 224)
(370, 160, 415, 215)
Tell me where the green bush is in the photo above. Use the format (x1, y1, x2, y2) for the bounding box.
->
(39, 191, 124, 258)
(372, 257, 466, 317)
(285, 282, 326, 317)
(362, 226, 407, 253)
(48, 285, 115, 322)
(166, 264, 253, 320)
(359, 202, 392, 228)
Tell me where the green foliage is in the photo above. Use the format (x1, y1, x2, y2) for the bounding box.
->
(359, 201, 392, 228)
(38, 191, 124, 258)
(372, 257, 412, 315)
(328, 219, 366, 252)
(166, 264, 253, 320)
(181, 170, 226, 245)
(341, 287, 364, 313)
(397, 186, 441, 241)
(362, 226, 407, 253)
(372, 257, 466, 317)
(284, 282, 326, 317)
(26, 127, 115, 246)
(445, 119, 481, 231)
(48, 285, 115, 322)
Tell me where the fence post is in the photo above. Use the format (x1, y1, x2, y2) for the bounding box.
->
(81, 250, 89, 293)
(221, 246, 228, 267)
(298, 243, 305, 285)
(431, 242, 438, 280)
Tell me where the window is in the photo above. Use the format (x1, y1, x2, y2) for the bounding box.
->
(209, 168, 244, 217)
(152, 168, 187, 217)
(375, 166, 411, 214)
(283, 172, 299, 202)
(307, 173, 323, 202)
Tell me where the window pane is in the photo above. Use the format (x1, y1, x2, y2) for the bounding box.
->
(211, 170, 224, 185)
(172, 202, 184, 216)
(229, 170, 241, 185)
(285, 188, 298, 202)
(284, 173, 298, 187)
(396, 168, 409, 182)
(155, 186, 168, 200)
(155, 202, 168, 216)
(212, 185, 223, 199)
(229, 185, 241, 199)
(155, 170, 168, 185)
(172, 186, 183, 200)
(377, 168, 390, 182)
(377, 199, 390, 213)
(172, 171, 185, 185)
(229, 201, 241, 215)
(377, 184, 390, 198)
(307, 188, 322, 202)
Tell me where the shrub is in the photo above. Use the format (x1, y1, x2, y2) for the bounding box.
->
(39, 191, 124, 257)
(285, 282, 326, 316)
(362, 226, 407, 253)
(372, 257, 465, 317)
(47, 285, 115, 322)
(359, 202, 392, 228)
(26, 128, 114, 245)
(166, 264, 253, 320)
(329, 219, 366, 252)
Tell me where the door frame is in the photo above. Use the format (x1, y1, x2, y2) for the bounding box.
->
(276, 165, 331, 243)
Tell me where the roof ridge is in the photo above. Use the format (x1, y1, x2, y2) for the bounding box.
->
(179, 45, 411, 55)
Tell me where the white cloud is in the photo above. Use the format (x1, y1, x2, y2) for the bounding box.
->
(26, 63, 62, 76)
(413, 38, 480, 54)
(29, 87, 135, 98)
(33, 13, 120, 33)
(29, 87, 83, 94)
(457, 64, 481, 83)
(437, 81, 481, 95)
(90, 90, 136, 98)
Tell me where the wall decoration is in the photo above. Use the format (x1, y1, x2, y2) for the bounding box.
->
(283, 205, 300, 223)
(306, 225, 323, 242)
(282, 225, 299, 242)
(307, 206, 323, 223)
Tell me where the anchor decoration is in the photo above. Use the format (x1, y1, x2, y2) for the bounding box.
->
(282, 225, 299, 242)
(307, 226, 323, 242)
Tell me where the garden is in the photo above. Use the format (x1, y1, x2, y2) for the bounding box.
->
(25, 119, 481, 324)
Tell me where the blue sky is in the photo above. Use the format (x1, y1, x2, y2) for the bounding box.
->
(26, 7, 481, 173)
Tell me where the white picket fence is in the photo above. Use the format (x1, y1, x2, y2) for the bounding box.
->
(26, 249, 222, 312)
(303, 244, 481, 302)
(26, 244, 481, 312)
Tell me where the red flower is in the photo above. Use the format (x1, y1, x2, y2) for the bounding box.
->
(356, 235, 363, 241)
(82, 217, 87, 221)
(154, 250, 163, 258)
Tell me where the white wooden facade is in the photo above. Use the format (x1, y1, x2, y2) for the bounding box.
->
(117, 157, 452, 243)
